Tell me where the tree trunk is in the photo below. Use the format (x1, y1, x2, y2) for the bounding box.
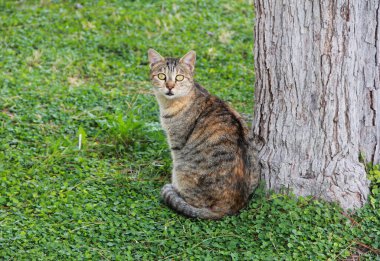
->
(253, 0, 380, 210)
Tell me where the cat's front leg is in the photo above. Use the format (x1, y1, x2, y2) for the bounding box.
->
(165, 127, 189, 151)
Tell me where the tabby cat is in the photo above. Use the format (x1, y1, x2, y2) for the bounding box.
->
(148, 49, 259, 219)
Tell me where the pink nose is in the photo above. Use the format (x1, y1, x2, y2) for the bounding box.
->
(166, 81, 175, 90)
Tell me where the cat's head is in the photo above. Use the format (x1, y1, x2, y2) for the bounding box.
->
(148, 49, 196, 99)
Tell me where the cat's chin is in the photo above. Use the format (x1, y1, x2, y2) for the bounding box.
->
(155, 89, 189, 100)
(161, 92, 177, 99)
(165, 93, 177, 100)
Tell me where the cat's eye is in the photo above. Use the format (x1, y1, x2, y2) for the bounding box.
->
(157, 73, 166, 80)
(175, 75, 184, 81)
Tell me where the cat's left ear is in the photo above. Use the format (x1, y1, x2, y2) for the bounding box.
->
(179, 50, 196, 72)
(148, 48, 165, 68)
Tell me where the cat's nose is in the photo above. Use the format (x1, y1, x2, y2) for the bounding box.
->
(166, 81, 175, 90)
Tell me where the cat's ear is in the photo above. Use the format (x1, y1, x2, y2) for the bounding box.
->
(179, 50, 196, 72)
(148, 48, 165, 68)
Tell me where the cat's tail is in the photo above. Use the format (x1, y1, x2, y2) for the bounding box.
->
(161, 184, 221, 220)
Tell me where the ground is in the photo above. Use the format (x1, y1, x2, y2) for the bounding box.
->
(0, 0, 379, 259)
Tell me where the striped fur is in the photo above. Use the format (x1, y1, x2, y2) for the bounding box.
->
(148, 49, 260, 219)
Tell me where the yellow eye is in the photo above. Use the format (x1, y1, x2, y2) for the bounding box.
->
(157, 73, 166, 80)
(175, 75, 184, 81)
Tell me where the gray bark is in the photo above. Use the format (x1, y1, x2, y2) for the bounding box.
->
(253, 0, 380, 210)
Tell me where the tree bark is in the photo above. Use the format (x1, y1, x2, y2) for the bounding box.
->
(253, 0, 380, 210)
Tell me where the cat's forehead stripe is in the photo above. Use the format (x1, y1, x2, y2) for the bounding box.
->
(165, 58, 179, 72)
(151, 58, 188, 75)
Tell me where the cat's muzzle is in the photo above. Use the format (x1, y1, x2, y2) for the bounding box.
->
(166, 90, 174, 96)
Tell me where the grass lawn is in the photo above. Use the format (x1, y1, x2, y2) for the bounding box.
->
(0, 0, 379, 259)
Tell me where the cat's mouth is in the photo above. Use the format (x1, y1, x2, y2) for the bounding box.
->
(166, 91, 174, 96)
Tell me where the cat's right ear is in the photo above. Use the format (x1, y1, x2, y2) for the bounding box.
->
(148, 48, 165, 68)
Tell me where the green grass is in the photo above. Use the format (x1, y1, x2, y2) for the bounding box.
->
(0, 0, 379, 260)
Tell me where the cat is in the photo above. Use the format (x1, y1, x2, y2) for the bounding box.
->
(148, 48, 259, 219)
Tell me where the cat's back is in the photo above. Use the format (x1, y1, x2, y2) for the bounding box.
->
(192, 85, 248, 147)
(173, 86, 251, 213)
(178, 85, 249, 171)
